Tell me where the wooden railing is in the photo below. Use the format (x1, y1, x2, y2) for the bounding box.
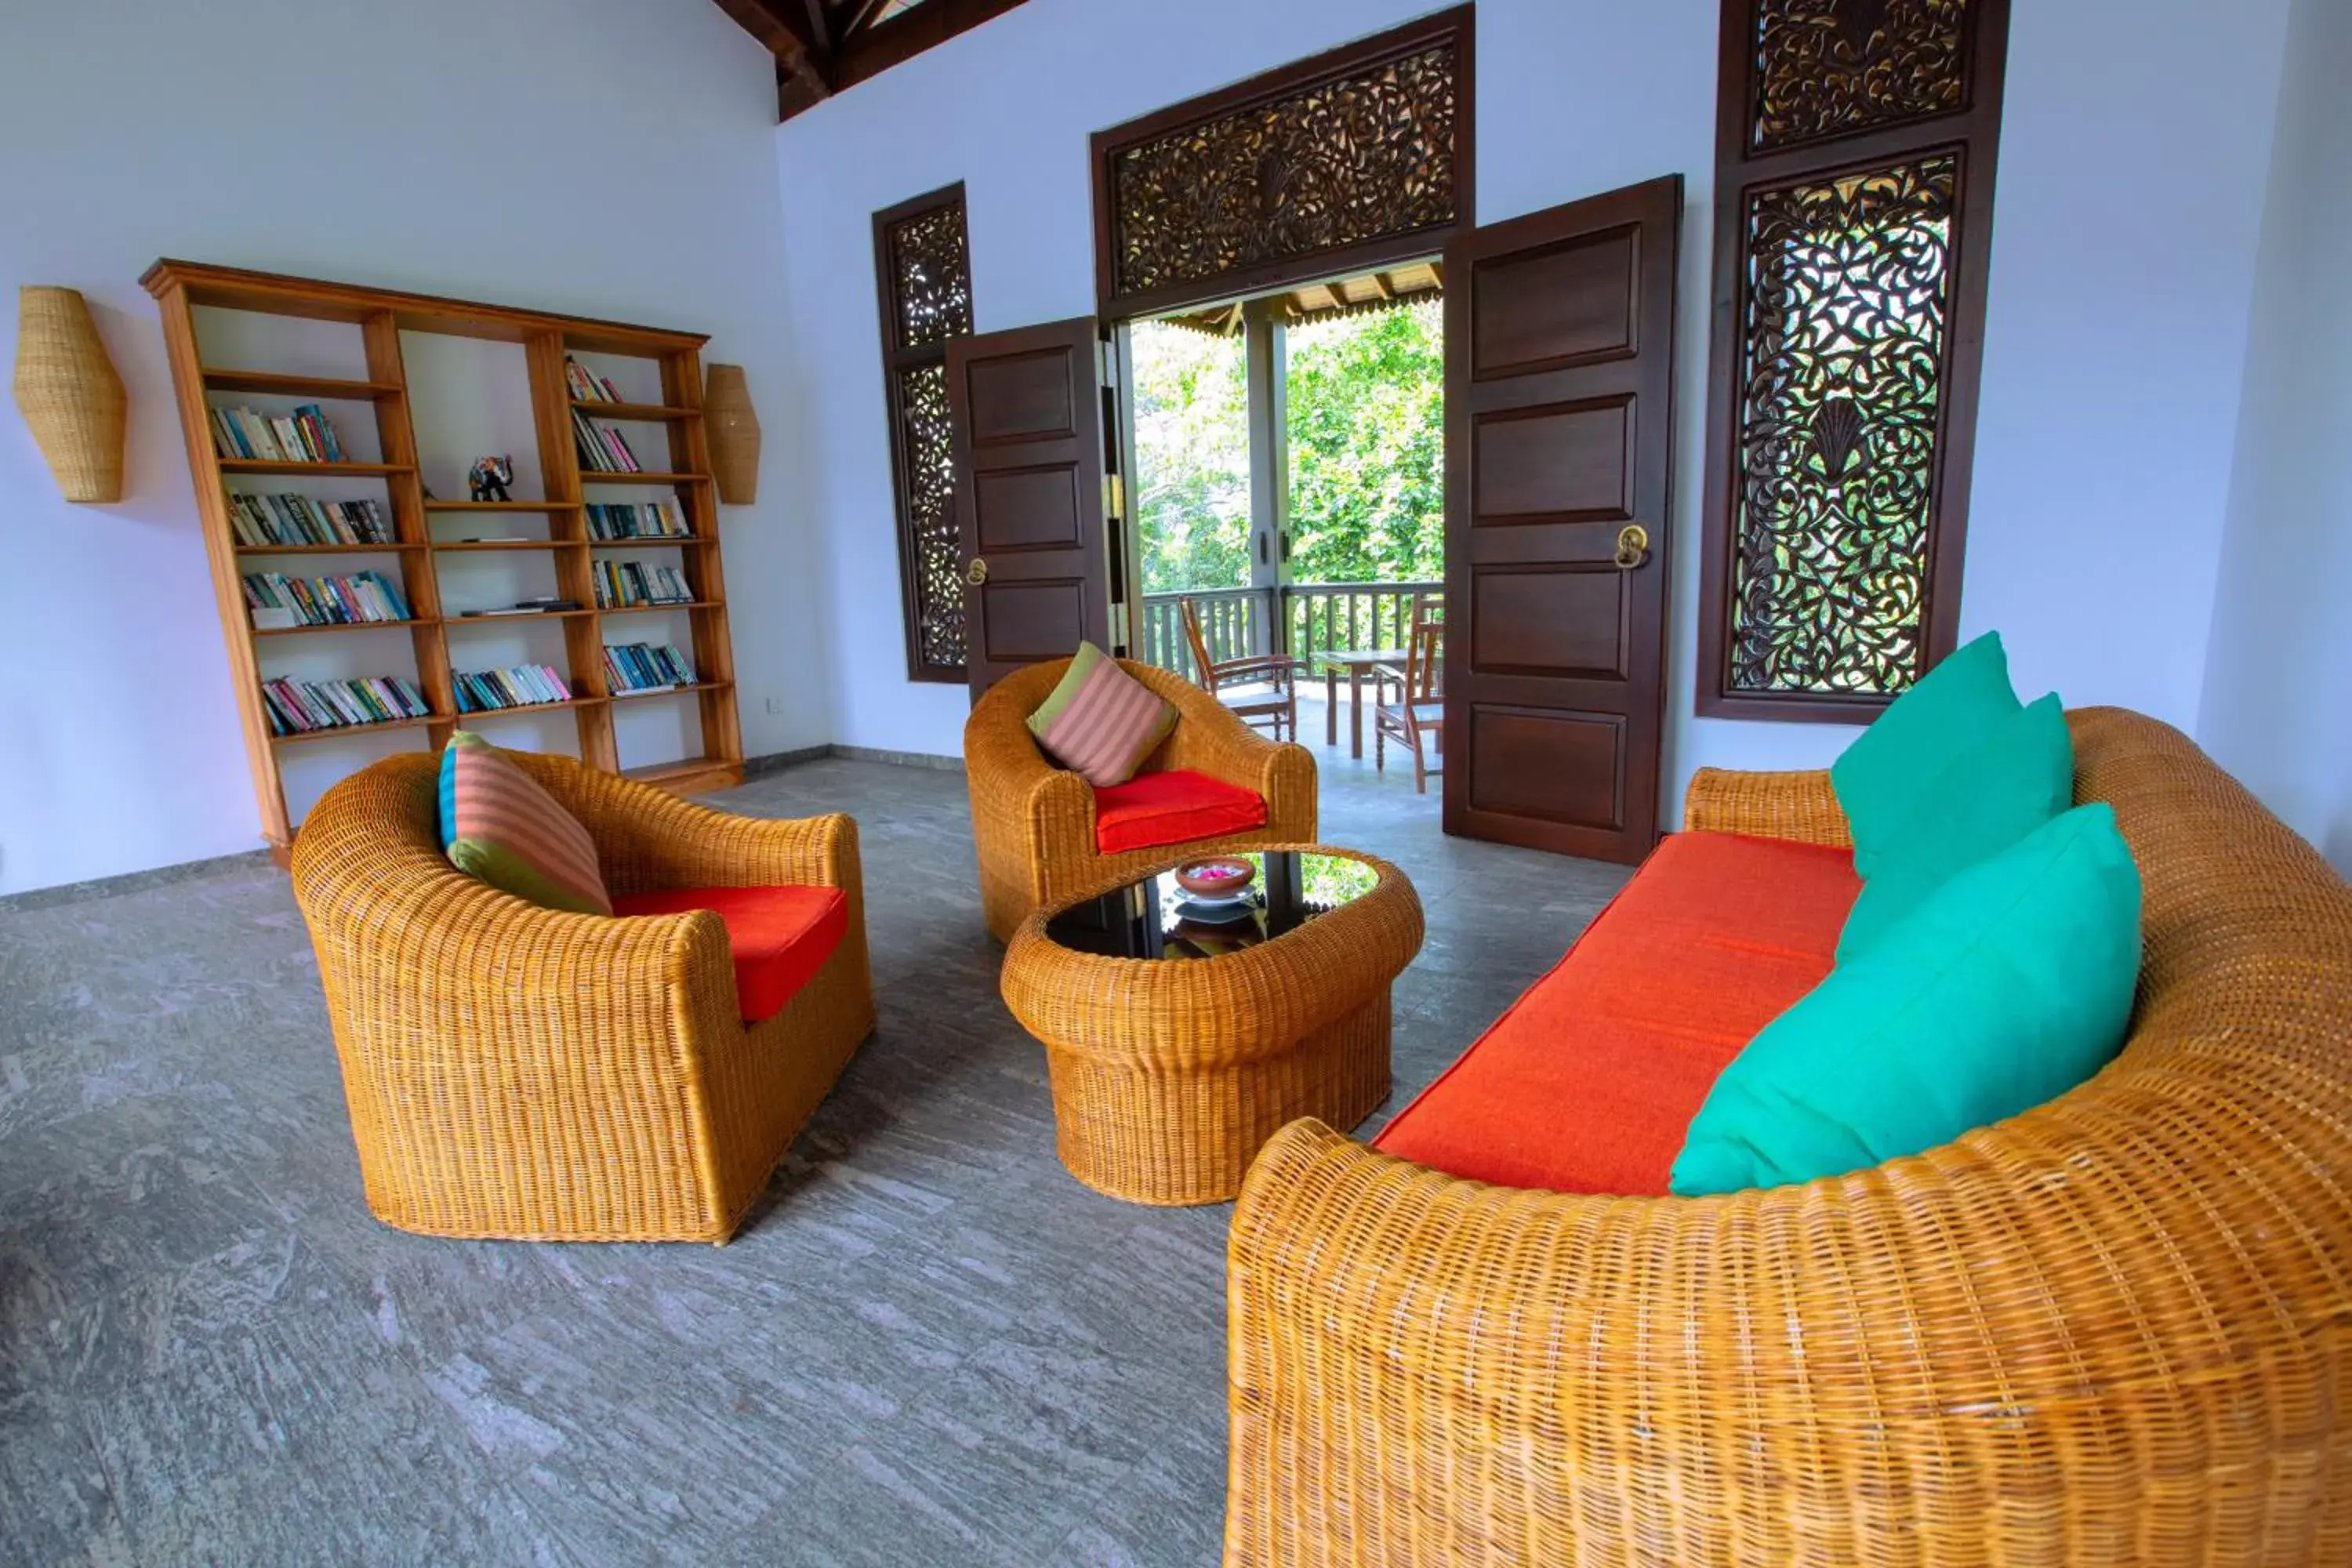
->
(1138, 579, 1443, 677)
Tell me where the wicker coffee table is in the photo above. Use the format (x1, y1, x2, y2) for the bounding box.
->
(1000, 845, 1425, 1205)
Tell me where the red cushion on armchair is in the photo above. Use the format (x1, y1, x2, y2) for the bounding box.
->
(1093, 769, 1269, 855)
(611, 884, 848, 1024)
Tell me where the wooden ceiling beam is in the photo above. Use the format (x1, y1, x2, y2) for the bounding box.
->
(830, 0, 1029, 91)
(716, 0, 1029, 120)
(712, 0, 834, 114)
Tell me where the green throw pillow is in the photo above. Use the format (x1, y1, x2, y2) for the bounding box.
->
(1832, 631, 2021, 880)
(1670, 804, 2142, 1196)
(1837, 691, 2075, 959)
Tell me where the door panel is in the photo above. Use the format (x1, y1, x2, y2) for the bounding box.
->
(1444, 175, 1682, 861)
(949, 318, 1113, 696)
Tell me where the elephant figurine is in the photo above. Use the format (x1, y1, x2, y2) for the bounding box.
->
(466, 455, 515, 503)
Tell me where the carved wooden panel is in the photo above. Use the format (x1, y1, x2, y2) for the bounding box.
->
(965, 350, 1076, 445)
(1699, 0, 2008, 719)
(1094, 9, 1472, 318)
(1465, 706, 1625, 829)
(1469, 568, 1628, 679)
(978, 579, 1091, 664)
(1472, 400, 1634, 523)
(973, 466, 1083, 553)
(1751, 0, 1972, 151)
(875, 184, 977, 681)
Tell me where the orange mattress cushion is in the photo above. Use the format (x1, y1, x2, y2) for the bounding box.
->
(610, 884, 848, 1025)
(1372, 832, 1859, 1195)
(1092, 768, 1268, 855)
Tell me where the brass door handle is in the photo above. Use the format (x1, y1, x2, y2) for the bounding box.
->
(967, 557, 989, 586)
(1613, 524, 1650, 570)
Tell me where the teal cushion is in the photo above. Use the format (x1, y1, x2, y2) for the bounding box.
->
(1831, 631, 2020, 880)
(1670, 804, 2142, 1196)
(1838, 692, 2075, 959)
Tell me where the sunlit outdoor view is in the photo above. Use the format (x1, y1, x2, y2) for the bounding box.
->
(1131, 321, 1250, 592)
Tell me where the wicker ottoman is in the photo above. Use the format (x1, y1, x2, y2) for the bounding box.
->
(1000, 845, 1425, 1205)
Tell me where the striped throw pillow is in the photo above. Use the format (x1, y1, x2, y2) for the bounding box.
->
(1025, 642, 1177, 788)
(437, 731, 613, 916)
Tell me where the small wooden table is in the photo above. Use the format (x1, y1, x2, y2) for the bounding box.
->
(1000, 846, 1425, 1205)
(1317, 649, 1409, 757)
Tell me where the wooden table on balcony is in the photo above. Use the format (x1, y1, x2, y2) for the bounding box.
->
(1315, 648, 1409, 758)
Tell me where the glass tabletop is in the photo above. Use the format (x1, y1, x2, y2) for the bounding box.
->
(1044, 849, 1378, 960)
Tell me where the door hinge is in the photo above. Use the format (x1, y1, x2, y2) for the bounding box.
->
(1103, 473, 1125, 520)
(1097, 340, 1119, 392)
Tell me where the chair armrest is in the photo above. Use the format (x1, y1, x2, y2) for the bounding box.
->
(964, 693, 1096, 857)
(546, 760, 862, 893)
(1210, 655, 1308, 686)
(1682, 766, 1851, 848)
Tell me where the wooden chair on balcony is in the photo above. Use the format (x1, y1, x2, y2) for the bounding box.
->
(1373, 614, 1444, 793)
(1181, 597, 1303, 742)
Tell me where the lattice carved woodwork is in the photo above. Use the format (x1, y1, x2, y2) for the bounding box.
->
(1730, 155, 1956, 695)
(895, 361, 964, 671)
(887, 201, 974, 350)
(1093, 9, 1472, 318)
(1699, 0, 2008, 718)
(875, 185, 975, 680)
(1751, 0, 1971, 151)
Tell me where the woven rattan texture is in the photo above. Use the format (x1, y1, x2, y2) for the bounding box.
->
(1001, 846, 1423, 1205)
(965, 658, 1318, 942)
(1224, 707, 2352, 1566)
(290, 750, 876, 1244)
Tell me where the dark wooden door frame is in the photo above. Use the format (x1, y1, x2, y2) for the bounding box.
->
(947, 317, 1117, 698)
(1088, 5, 1475, 322)
(1442, 173, 1683, 864)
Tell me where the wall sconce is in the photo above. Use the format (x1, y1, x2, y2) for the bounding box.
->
(13, 286, 127, 503)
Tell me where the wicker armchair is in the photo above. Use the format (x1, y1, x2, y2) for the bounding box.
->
(291, 750, 875, 1245)
(1226, 709, 2352, 1566)
(966, 656, 1316, 942)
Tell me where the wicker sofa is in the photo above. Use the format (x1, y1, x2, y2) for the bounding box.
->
(965, 656, 1316, 942)
(291, 750, 875, 1244)
(1225, 709, 2352, 1566)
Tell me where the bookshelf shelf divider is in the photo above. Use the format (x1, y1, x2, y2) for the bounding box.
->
(145, 259, 746, 865)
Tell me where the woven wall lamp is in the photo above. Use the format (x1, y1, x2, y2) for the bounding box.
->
(13, 286, 128, 503)
(705, 363, 760, 505)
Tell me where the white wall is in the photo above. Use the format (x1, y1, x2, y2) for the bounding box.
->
(0, 0, 829, 895)
(775, 0, 2296, 811)
(2198, 0, 2352, 876)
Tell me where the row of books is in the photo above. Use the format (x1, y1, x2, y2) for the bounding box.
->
(227, 492, 393, 548)
(241, 570, 413, 629)
(604, 642, 698, 693)
(454, 664, 574, 713)
(572, 409, 646, 474)
(210, 403, 349, 464)
(262, 675, 429, 736)
(594, 561, 694, 608)
(563, 356, 626, 405)
(585, 501, 690, 539)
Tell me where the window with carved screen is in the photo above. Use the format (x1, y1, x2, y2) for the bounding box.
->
(1698, 0, 2010, 720)
(873, 184, 975, 681)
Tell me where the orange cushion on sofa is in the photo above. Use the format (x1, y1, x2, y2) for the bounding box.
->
(610, 885, 848, 1025)
(1372, 832, 1860, 1196)
(1093, 769, 1268, 855)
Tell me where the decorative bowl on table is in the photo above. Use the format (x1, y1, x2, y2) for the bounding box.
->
(1175, 857, 1257, 899)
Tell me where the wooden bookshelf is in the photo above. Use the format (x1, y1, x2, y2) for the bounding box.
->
(143, 259, 746, 866)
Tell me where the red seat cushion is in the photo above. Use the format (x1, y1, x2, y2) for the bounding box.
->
(1092, 768, 1268, 855)
(610, 884, 848, 1025)
(1372, 832, 1859, 1195)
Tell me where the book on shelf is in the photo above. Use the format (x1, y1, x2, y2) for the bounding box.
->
(563, 356, 625, 405)
(456, 597, 582, 618)
(571, 408, 644, 474)
(602, 641, 698, 693)
(593, 559, 695, 608)
(241, 569, 412, 628)
(452, 663, 574, 713)
(225, 492, 392, 548)
(261, 675, 429, 736)
(584, 501, 690, 540)
(209, 402, 351, 463)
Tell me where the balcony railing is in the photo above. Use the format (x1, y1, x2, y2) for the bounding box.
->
(1138, 580, 1443, 679)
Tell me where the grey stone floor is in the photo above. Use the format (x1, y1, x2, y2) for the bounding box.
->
(0, 743, 1629, 1568)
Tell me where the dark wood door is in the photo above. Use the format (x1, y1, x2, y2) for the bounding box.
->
(1442, 174, 1682, 862)
(948, 317, 1115, 697)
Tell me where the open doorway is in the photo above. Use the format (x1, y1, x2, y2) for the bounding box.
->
(1126, 263, 1447, 796)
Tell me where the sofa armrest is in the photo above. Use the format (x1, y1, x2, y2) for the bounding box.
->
(547, 759, 863, 895)
(1682, 766, 1851, 848)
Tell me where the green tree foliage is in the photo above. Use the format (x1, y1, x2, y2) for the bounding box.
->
(1131, 323, 1250, 592)
(1286, 299, 1443, 585)
(1129, 298, 1444, 593)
